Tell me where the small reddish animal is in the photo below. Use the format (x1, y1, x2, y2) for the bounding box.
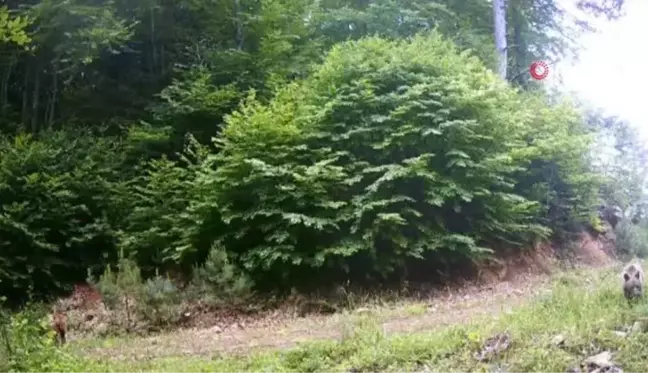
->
(71, 283, 103, 310)
(51, 310, 67, 345)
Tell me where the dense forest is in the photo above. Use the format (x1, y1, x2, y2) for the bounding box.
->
(0, 0, 645, 307)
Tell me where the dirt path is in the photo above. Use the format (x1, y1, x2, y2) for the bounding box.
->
(82, 269, 569, 361)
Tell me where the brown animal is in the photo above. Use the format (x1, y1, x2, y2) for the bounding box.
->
(51, 310, 67, 345)
(622, 262, 644, 301)
(70, 283, 103, 310)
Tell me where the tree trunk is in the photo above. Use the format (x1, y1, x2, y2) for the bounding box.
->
(0, 54, 15, 115)
(160, 43, 165, 76)
(492, 0, 508, 79)
(21, 66, 29, 127)
(234, 0, 244, 50)
(46, 61, 59, 128)
(31, 65, 40, 133)
(511, 5, 527, 87)
(150, 4, 157, 74)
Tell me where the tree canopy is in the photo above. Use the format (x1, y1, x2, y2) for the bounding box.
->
(0, 0, 640, 302)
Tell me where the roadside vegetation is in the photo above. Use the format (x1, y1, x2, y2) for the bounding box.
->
(6, 264, 648, 372)
(1, 0, 647, 371)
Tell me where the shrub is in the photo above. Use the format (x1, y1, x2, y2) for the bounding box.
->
(92, 255, 184, 332)
(141, 275, 182, 328)
(615, 219, 648, 259)
(0, 130, 129, 302)
(117, 135, 208, 275)
(0, 303, 78, 372)
(152, 66, 244, 146)
(188, 243, 254, 307)
(119, 147, 200, 274)
(92, 255, 144, 333)
(511, 94, 601, 241)
(197, 33, 596, 287)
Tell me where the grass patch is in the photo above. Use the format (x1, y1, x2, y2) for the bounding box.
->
(42, 266, 648, 372)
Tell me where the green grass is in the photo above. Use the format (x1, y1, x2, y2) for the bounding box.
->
(34, 266, 648, 372)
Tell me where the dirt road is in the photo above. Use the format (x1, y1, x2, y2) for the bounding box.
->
(83, 270, 566, 361)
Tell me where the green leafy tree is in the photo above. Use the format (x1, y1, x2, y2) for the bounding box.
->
(0, 130, 128, 301)
(6, 0, 134, 130)
(0, 0, 629, 302)
(118, 135, 209, 274)
(199, 33, 595, 288)
(0, 7, 31, 46)
(588, 111, 648, 220)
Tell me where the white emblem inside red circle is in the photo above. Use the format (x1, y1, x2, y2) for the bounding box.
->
(530, 61, 549, 80)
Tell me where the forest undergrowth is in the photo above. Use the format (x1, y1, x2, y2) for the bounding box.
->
(6, 261, 647, 372)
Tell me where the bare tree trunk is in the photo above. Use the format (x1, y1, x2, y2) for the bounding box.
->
(150, 4, 157, 74)
(492, 0, 508, 79)
(0, 54, 15, 115)
(31, 65, 40, 133)
(511, 6, 526, 87)
(46, 60, 59, 128)
(160, 43, 165, 76)
(21, 66, 29, 127)
(234, 0, 244, 50)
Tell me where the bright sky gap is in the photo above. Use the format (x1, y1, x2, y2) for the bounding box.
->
(555, 0, 648, 142)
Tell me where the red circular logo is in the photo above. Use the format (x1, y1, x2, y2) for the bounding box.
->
(529, 61, 549, 80)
